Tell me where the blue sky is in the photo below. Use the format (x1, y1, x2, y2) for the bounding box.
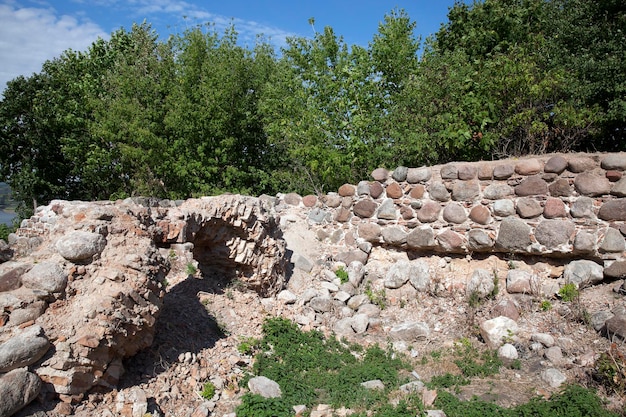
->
(0, 0, 467, 94)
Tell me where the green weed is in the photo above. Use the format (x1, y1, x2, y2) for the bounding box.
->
(558, 283, 579, 302)
(335, 267, 349, 284)
(364, 281, 387, 310)
(200, 381, 216, 400)
(186, 262, 198, 276)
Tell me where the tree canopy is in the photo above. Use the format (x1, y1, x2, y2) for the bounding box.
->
(1, 1, 624, 218)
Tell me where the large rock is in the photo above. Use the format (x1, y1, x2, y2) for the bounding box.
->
(600, 227, 626, 253)
(384, 261, 411, 289)
(0, 325, 50, 372)
(496, 218, 531, 252)
(467, 269, 495, 299)
(389, 322, 430, 341)
(56, 231, 106, 262)
(21, 261, 68, 293)
(0, 368, 42, 417)
(407, 227, 436, 249)
(408, 260, 431, 292)
(248, 376, 282, 399)
(598, 199, 626, 221)
(480, 316, 519, 349)
(514, 176, 548, 196)
(416, 201, 441, 223)
(0, 261, 31, 292)
(534, 220, 575, 249)
(574, 172, 611, 196)
(601, 153, 626, 170)
(0, 239, 12, 263)
(442, 203, 467, 224)
(506, 270, 536, 294)
(451, 180, 480, 201)
(563, 260, 603, 288)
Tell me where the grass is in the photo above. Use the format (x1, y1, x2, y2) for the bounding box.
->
(235, 318, 621, 417)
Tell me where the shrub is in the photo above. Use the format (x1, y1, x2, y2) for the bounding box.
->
(558, 283, 579, 302)
(200, 381, 216, 400)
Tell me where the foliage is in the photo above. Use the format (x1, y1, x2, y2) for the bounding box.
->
(238, 317, 413, 415)
(364, 281, 387, 310)
(200, 381, 216, 400)
(335, 267, 349, 284)
(237, 337, 261, 355)
(540, 300, 552, 311)
(185, 262, 198, 276)
(558, 283, 579, 302)
(452, 338, 502, 378)
(0, 223, 16, 241)
(595, 343, 626, 395)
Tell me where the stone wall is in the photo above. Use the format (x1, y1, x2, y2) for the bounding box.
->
(290, 152, 626, 277)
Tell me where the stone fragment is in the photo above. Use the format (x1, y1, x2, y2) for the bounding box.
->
(377, 199, 397, 220)
(598, 199, 626, 221)
(406, 167, 432, 183)
(483, 183, 514, 200)
(116, 387, 148, 417)
(492, 298, 519, 321)
(604, 261, 626, 279)
(570, 196, 595, 218)
(469, 205, 491, 224)
(407, 227, 436, 249)
(452, 180, 480, 201)
(440, 165, 458, 179)
(543, 198, 566, 218)
(389, 322, 430, 341)
(429, 182, 450, 202)
(493, 199, 515, 217)
(357, 181, 371, 196)
(479, 316, 518, 349)
(361, 379, 385, 390)
(351, 314, 370, 334)
(0, 261, 31, 292)
(324, 194, 342, 208)
(0, 368, 42, 417)
(353, 200, 378, 218)
(563, 260, 603, 288)
(544, 155, 568, 174)
(514, 175, 548, 196)
(467, 229, 494, 251)
(248, 376, 282, 398)
(358, 222, 381, 243)
(392, 166, 408, 182)
(277, 290, 297, 305)
(467, 269, 495, 299)
(531, 333, 555, 347)
(574, 172, 612, 196)
(384, 261, 411, 289)
(382, 227, 407, 246)
(436, 230, 464, 252)
(457, 165, 477, 180)
(347, 294, 369, 310)
(612, 177, 626, 197)
(498, 343, 519, 362)
(493, 164, 515, 179)
(600, 227, 626, 253)
(516, 198, 543, 219)
(541, 368, 566, 388)
(496, 218, 532, 252)
(0, 239, 12, 263)
(506, 270, 537, 294)
(601, 153, 626, 170)
(607, 170, 623, 182)
(21, 262, 68, 293)
(56, 231, 106, 262)
(416, 201, 441, 223)
(515, 159, 542, 175)
(385, 182, 403, 199)
(443, 203, 467, 224)
(545, 346, 563, 364)
(408, 260, 430, 292)
(568, 157, 596, 172)
(548, 178, 571, 197)
(302, 195, 317, 207)
(371, 168, 388, 182)
(534, 219, 575, 248)
(0, 325, 50, 372)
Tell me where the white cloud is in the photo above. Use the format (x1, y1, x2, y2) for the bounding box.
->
(0, 2, 108, 94)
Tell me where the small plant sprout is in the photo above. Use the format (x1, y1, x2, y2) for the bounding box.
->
(558, 283, 579, 302)
(335, 266, 349, 284)
(200, 381, 216, 400)
(540, 300, 552, 311)
(186, 262, 198, 276)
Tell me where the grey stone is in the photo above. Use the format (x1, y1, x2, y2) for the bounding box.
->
(458, 165, 477, 180)
(591, 310, 613, 332)
(541, 368, 566, 388)
(545, 346, 563, 364)
(406, 167, 432, 183)
(334, 317, 356, 337)
(506, 270, 536, 294)
(534, 220, 575, 249)
(570, 196, 595, 218)
(563, 260, 603, 288)
(400, 380, 425, 393)
(389, 322, 430, 341)
(0, 368, 42, 417)
(601, 153, 626, 170)
(467, 269, 495, 299)
(357, 181, 371, 196)
(416, 201, 441, 223)
(611, 177, 626, 197)
(479, 316, 518, 349)
(0, 325, 50, 372)
(358, 303, 381, 318)
(600, 227, 626, 253)
(515, 159, 542, 175)
(493, 199, 515, 217)
(531, 333, 555, 347)
(606, 306, 626, 340)
(516, 198, 543, 218)
(392, 166, 408, 182)
(452, 180, 480, 201)
(0, 261, 31, 292)
(599, 199, 626, 221)
(361, 379, 385, 390)
(377, 199, 397, 220)
(467, 229, 494, 251)
(21, 262, 67, 293)
(573, 231, 596, 253)
(382, 227, 407, 246)
(295, 255, 314, 273)
(568, 157, 596, 172)
(309, 296, 334, 313)
(408, 260, 431, 292)
(384, 261, 411, 289)
(544, 155, 568, 174)
(574, 172, 611, 196)
(605, 261, 626, 279)
(56, 231, 106, 262)
(493, 164, 514, 179)
(351, 314, 370, 334)
(496, 218, 532, 252)
(483, 183, 514, 200)
(407, 227, 436, 249)
(277, 290, 297, 305)
(498, 343, 519, 361)
(440, 164, 458, 179)
(248, 376, 282, 398)
(308, 208, 330, 223)
(347, 261, 365, 287)
(514, 175, 548, 196)
(429, 182, 450, 202)
(443, 203, 467, 224)
(347, 294, 369, 310)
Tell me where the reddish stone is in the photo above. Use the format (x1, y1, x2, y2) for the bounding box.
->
(353, 200, 378, 218)
(598, 199, 626, 221)
(607, 170, 623, 182)
(458, 165, 477, 180)
(516, 198, 543, 218)
(334, 207, 352, 223)
(338, 184, 355, 197)
(369, 182, 384, 199)
(493, 164, 515, 179)
(548, 178, 571, 197)
(302, 195, 317, 207)
(416, 201, 441, 223)
(358, 222, 382, 242)
(371, 168, 388, 182)
(568, 157, 596, 173)
(544, 155, 568, 174)
(478, 164, 493, 180)
(400, 206, 415, 220)
(515, 159, 542, 175)
(409, 184, 425, 199)
(514, 175, 548, 196)
(386, 182, 403, 199)
(469, 205, 492, 225)
(543, 197, 567, 218)
(437, 230, 464, 252)
(574, 172, 612, 196)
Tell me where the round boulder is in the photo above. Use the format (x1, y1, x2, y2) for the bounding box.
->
(56, 231, 106, 262)
(21, 262, 67, 293)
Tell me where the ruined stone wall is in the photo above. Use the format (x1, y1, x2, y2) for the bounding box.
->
(292, 152, 626, 277)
